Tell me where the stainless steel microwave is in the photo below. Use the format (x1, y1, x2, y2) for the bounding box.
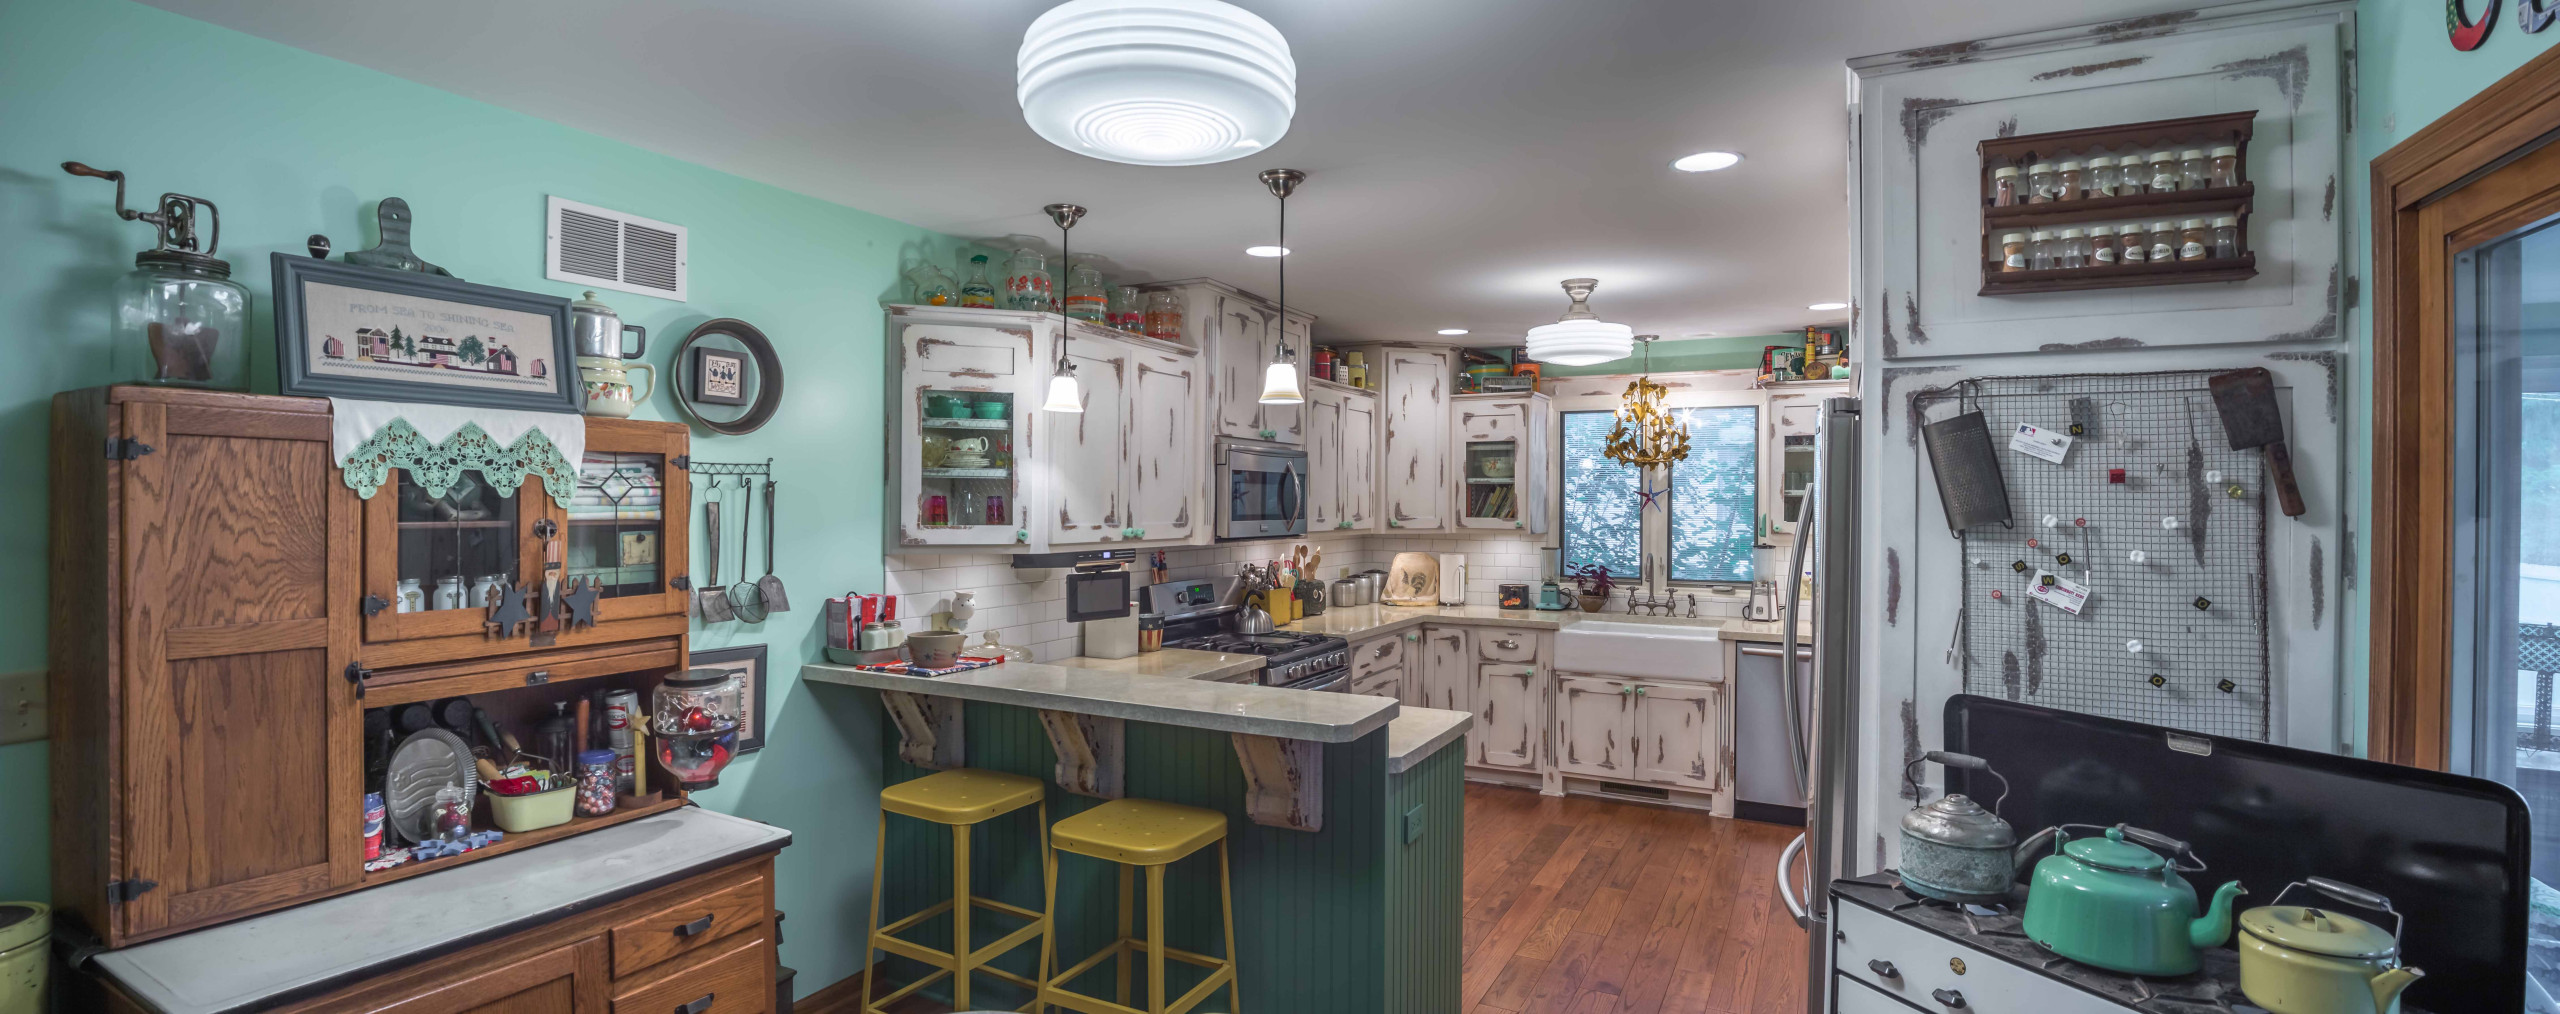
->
(1214, 436, 1306, 541)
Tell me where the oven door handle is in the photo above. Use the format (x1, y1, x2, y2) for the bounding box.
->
(1290, 669, 1348, 693)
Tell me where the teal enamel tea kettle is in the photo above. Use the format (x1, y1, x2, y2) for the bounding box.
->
(2019, 823, 2245, 977)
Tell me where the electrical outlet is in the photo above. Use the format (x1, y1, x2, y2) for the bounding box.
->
(1402, 803, 1426, 844)
(0, 671, 44, 745)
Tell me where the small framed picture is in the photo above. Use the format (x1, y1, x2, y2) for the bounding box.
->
(687, 643, 768, 753)
(692, 347, 749, 406)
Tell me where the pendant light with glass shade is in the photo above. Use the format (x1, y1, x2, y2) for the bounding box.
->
(1039, 203, 1088, 414)
(1017, 0, 1296, 167)
(1523, 278, 1633, 366)
(1256, 168, 1305, 405)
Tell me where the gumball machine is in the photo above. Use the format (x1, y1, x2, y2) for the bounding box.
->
(651, 668, 743, 790)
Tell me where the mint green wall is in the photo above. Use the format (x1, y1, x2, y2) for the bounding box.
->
(1535, 332, 1803, 377)
(0, 0, 963, 990)
(2338, 1, 2560, 754)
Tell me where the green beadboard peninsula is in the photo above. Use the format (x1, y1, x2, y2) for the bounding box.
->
(804, 658, 1470, 1013)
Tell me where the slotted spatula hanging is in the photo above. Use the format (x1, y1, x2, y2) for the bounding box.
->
(756, 479, 791, 613)
(697, 489, 736, 622)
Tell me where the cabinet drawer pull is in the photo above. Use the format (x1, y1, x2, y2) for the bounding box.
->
(1491, 638, 1519, 649)
(676, 993, 715, 1014)
(1931, 988, 1966, 1009)
(675, 914, 714, 937)
(1373, 643, 1394, 659)
(1866, 959, 1898, 979)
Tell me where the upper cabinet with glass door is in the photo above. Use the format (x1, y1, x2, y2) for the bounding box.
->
(888, 307, 1038, 549)
(358, 417, 689, 667)
(1454, 393, 1549, 533)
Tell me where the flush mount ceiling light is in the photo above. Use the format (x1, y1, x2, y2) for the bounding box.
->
(1523, 278, 1633, 366)
(1257, 168, 1306, 405)
(1807, 301, 1849, 311)
(1436, 328, 1469, 335)
(1017, 0, 1297, 167)
(1041, 203, 1088, 413)
(1245, 245, 1290, 257)
(1671, 151, 1742, 173)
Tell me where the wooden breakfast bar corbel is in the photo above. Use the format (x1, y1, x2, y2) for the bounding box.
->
(804, 654, 1474, 1011)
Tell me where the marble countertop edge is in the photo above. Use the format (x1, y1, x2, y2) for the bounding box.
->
(802, 660, 1398, 743)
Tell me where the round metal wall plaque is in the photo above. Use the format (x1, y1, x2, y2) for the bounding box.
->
(674, 317, 784, 436)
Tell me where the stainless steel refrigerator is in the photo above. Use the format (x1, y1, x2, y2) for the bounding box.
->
(1774, 396, 1862, 1014)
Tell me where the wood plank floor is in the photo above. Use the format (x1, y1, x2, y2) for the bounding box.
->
(828, 782, 1808, 1014)
(1461, 783, 1808, 1014)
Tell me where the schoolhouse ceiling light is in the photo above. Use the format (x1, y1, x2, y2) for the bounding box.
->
(1017, 0, 1297, 167)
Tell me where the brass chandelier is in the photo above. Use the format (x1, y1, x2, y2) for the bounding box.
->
(1605, 334, 1690, 467)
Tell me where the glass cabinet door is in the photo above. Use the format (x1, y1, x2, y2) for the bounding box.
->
(364, 467, 538, 644)
(568, 451, 666, 602)
(915, 389, 1018, 533)
(1459, 439, 1522, 529)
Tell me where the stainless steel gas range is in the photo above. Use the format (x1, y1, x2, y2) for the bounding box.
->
(1140, 577, 1348, 691)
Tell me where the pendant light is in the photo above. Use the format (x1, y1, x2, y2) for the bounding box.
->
(1256, 168, 1306, 406)
(1017, 0, 1296, 167)
(1605, 334, 1691, 467)
(1523, 278, 1633, 366)
(1040, 203, 1087, 414)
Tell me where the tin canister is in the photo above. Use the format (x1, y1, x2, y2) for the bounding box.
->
(0, 902, 47, 1014)
(604, 690, 640, 793)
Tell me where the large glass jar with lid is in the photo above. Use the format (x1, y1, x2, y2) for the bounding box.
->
(117, 244, 250, 389)
(905, 260, 957, 306)
(1142, 290, 1184, 342)
(1004, 248, 1051, 311)
(1063, 258, 1108, 322)
(651, 667, 743, 789)
(1107, 284, 1144, 333)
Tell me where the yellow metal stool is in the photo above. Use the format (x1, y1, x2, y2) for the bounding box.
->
(861, 768, 1053, 1013)
(1039, 798, 1240, 1014)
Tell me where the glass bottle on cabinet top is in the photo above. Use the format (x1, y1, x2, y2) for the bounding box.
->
(565, 451, 668, 600)
(395, 469, 520, 612)
(958, 254, 998, 308)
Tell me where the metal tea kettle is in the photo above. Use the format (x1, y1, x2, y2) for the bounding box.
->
(2237, 879, 2425, 1014)
(569, 291, 647, 360)
(2019, 823, 2245, 977)
(1897, 752, 2018, 905)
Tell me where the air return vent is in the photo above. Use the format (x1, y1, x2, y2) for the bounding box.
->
(545, 196, 687, 301)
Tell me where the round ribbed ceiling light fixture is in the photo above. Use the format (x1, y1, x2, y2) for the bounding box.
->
(1017, 0, 1296, 167)
(1523, 278, 1633, 366)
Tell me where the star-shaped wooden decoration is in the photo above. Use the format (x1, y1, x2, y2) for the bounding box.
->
(484, 584, 535, 639)
(560, 577, 602, 631)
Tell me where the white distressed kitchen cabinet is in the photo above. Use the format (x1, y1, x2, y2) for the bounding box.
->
(1125, 347, 1200, 542)
(1629, 681, 1723, 791)
(886, 309, 1039, 548)
(1765, 382, 1848, 536)
(1413, 626, 1470, 712)
(1046, 338, 1129, 546)
(1551, 674, 1632, 779)
(1348, 631, 1410, 700)
(1144, 277, 1313, 445)
(1305, 381, 1378, 533)
(1473, 662, 1541, 773)
(1452, 392, 1551, 533)
(1378, 347, 1454, 531)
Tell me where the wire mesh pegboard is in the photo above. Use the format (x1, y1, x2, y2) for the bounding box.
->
(1916, 371, 2271, 741)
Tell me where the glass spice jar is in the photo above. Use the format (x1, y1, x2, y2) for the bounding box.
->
(1004, 248, 1050, 311)
(1990, 165, 2021, 207)
(2055, 160, 2085, 201)
(1063, 258, 1107, 322)
(2148, 220, 2178, 264)
(2208, 145, 2241, 188)
(2146, 151, 2181, 192)
(2211, 216, 2241, 258)
(2114, 152, 2146, 195)
(575, 748, 618, 817)
(959, 254, 998, 308)
(1142, 290, 1184, 342)
(2028, 229, 2058, 271)
(2119, 222, 2149, 265)
(2000, 232, 2029, 272)
(2087, 155, 2119, 198)
(2178, 218, 2210, 261)
(2179, 149, 2209, 191)
(2088, 225, 2118, 266)
(2026, 162, 2058, 204)
(2057, 227, 2089, 269)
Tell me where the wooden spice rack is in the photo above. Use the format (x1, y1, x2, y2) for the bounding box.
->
(1977, 110, 2257, 296)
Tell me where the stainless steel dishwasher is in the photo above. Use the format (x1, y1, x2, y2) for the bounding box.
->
(1732, 641, 1812, 825)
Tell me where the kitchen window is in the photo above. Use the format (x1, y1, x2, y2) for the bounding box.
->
(1558, 406, 1759, 589)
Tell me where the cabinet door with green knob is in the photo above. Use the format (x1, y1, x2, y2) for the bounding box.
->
(1045, 339, 1128, 546)
(1630, 680, 1723, 790)
(1477, 663, 1550, 771)
(1123, 347, 1197, 543)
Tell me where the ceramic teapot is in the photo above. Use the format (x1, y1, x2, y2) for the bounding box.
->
(2237, 879, 2425, 1014)
(576, 355, 655, 419)
(2018, 823, 2244, 977)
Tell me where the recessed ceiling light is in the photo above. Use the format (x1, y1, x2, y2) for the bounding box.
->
(1437, 328, 1469, 335)
(1672, 151, 1743, 173)
(1807, 301, 1849, 311)
(1246, 245, 1290, 257)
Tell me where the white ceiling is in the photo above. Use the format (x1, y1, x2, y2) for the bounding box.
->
(145, 0, 2196, 345)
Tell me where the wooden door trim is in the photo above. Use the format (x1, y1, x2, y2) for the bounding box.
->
(2368, 43, 2560, 769)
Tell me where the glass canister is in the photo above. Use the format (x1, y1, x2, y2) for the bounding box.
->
(1064, 259, 1108, 322)
(1143, 290, 1184, 342)
(651, 668, 743, 789)
(574, 748, 618, 816)
(1004, 248, 1051, 311)
(1107, 284, 1144, 333)
(959, 254, 999, 308)
(906, 260, 957, 306)
(65, 163, 251, 389)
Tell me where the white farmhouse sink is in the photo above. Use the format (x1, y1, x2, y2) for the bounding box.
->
(1553, 619, 1725, 681)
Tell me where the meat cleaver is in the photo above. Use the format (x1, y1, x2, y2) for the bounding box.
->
(2206, 367, 2306, 517)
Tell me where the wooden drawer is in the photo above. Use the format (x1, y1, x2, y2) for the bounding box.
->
(1351, 634, 1406, 679)
(614, 927, 771, 1014)
(611, 869, 768, 977)
(1349, 664, 1404, 700)
(1473, 627, 1538, 663)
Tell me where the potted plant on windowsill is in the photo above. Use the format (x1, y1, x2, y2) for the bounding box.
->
(1568, 564, 1614, 613)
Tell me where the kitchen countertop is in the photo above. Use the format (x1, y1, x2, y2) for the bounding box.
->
(803, 657, 1398, 743)
(1038, 647, 1264, 682)
(1387, 707, 1472, 774)
(90, 807, 790, 1014)
(1280, 603, 1811, 644)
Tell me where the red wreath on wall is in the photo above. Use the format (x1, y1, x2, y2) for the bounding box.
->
(2448, 0, 2501, 50)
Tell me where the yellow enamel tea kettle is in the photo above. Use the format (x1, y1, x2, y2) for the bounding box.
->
(2237, 878, 2424, 1014)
